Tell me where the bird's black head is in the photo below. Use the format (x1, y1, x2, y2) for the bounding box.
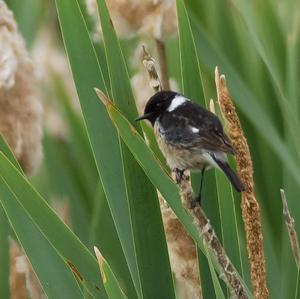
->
(135, 90, 178, 126)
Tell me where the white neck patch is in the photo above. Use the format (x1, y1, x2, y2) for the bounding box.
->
(167, 95, 187, 112)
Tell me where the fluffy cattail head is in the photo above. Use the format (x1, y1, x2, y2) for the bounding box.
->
(0, 1, 43, 174)
(86, 0, 177, 40)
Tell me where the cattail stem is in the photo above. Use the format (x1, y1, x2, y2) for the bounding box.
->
(142, 45, 162, 92)
(142, 47, 248, 299)
(142, 45, 202, 298)
(155, 39, 170, 90)
(215, 67, 269, 299)
(178, 172, 249, 299)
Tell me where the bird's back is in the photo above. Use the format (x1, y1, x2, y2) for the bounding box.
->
(157, 100, 234, 155)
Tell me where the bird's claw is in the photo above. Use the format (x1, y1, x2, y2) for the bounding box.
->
(174, 168, 185, 183)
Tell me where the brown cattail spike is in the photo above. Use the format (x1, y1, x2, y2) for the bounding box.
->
(215, 66, 269, 299)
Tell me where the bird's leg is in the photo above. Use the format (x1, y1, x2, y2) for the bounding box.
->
(197, 167, 206, 204)
(174, 168, 185, 183)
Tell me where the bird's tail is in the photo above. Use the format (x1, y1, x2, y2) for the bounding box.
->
(211, 155, 244, 192)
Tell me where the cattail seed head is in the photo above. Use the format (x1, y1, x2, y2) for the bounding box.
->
(215, 66, 269, 299)
(0, 1, 43, 174)
(86, 0, 177, 40)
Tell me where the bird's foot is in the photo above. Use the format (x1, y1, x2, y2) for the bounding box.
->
(173, 168, 185, 183)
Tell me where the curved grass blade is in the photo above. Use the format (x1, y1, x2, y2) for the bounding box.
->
(43, 135, 90, 245)
(0, 206, 10, 299)
(204, 243, 226, 299)
(0, 151, 107, 298)
(185, 1, 284, 237)
(51, 73, 98, 208)
(51, 62, 139, 296)
(0, 179, 84, 299)
(0, 135, 21, 171)
(96, 91, 253, 298)
(94, 247, 128, 299)
(232, 0, 300, 161)
(177, 1, 223, 294)
(54, 1, 140, 297)
(198, 254, 215, 299)
(89, 184, 136, 298)
(96, 1, 176, 298)
(281, 14, 300, 299)
(176, 0, 205, 102)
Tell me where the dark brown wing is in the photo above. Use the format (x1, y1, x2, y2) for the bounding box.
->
(159, 100, 235, 154)
(198, 129, 235, 154)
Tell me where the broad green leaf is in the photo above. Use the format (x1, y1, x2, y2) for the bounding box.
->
(43, 135, 90, 245)
(0, 134, 21, 171)
(177, 1, 222, 295)
(186, 0, 284, 239)
(176, 0, 205, 102)
(0, 178, 83, 299)
(49, 41, 136, 299)
(97, 92, 252, 298)
(278, 190, 299, 299)
(141, 123, 166, 166)
(55, 1, 139, 298)
(177, 0, 243, 284)
(0, 206, 10, 299)
(205, 243, 226, 299)
(215, 171, 244, 273)
(188, 5, 299, 279)
(96, 0, 139, 123)
(278, 221, 299, 299)
(51, 73, 98, 208)
(0, 152, 107, 298)
(281, 13, 300, 299)
(96, 1, 175, 298)
(232, 0, 300, 161)
(90, 184, 136, 298)
(94, 247, 128, 299)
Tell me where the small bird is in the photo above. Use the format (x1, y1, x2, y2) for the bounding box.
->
(136, 90, 244, 201)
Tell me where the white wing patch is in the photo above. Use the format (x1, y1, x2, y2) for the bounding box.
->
(167, 95, 188, 112)
(191, 127, 199, 133)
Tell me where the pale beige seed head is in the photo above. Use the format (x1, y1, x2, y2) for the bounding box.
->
(86, 0, 177, 40)
(10, 240, 44, 298)
(160, 198, 201, 299)
(32, 28, 83, 139)
(0, 1, 43, 174)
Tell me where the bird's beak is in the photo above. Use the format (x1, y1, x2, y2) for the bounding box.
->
(135, 113, 152, 121)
